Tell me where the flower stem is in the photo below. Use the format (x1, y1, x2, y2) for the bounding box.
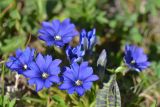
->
(1, 63, 5, 105)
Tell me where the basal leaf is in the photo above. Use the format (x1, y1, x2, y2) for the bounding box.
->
(96, 75, 121, 107)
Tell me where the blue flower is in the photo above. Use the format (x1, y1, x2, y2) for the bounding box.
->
(23, 54, 61, 91)
(124, 44, 150, 72)
(6, 47, 35, 74)
(59, 62, 99, 96)
(66, 45, 85, 63)
(80, 28, 97, 51)
(38, 18, 78, 47)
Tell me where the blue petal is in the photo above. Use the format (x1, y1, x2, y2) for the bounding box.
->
(35, 79, 44, 92)
(39, 35, 54, 46)
(59, 18, 71, 31)
(83, 82, 92, 91)
(23, 70, 40, 78)
(70, 62, 79, 77)
(44, 55, 52, 71)
(52, 19, 60, 31)
(87, 28, 96, 39)
(89, 34, 96, 50)
(35, 54, 46, 72)
(51, 59, 62, 66)
(79, 62, 88, 70)
(84, 75, 99, 82)
(61, 24, 76, 36)
(28, 77, 39, 85)
(79, 67, 93, 80)
(137, 62, 150, 70)
(53, 41, 65, 47)
(41, 22, 55, 36)
(44, 79, 53, 88)
(23, 47, 33, 62)
(15, 49, 23, 57)
(63, 70, 76, 81)
(62, 36, 73, 43)
(28, 62, 41, 73)
(68, 87, 75, 94)
(75, 87, 85, 96)
(6, 59, 21, 70)
(48, 66, 60, 76)
(48, 75, 60, 83)
(59, 81, 73, 90)
(135, 54, 148, 63)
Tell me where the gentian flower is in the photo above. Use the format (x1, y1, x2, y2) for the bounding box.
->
(59, 62, 99, 96)
(124, 44, 150, 72)
(38, 18, 78, 47)
(23, 54, 61, 91)
(66, 45, 85, 63)
(80, 28, 97, 51)
(6, 47, 35, 74)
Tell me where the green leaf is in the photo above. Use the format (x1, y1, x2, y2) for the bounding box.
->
(52, 95, 68, 107)
(10, 10, 21, 20)
(22, 96, 45, 104)
(152, 62, 160, 78)
(0, 0, 13, 8)
(96, 11, 108, 24)
(129, 28, 142, 43)
(9, 98, 16, 107)
(36, 0, 46, 21)
(0, 36, 26, 54)
(150, 100, 157, 107)
(96, 75, 121, 107)
(109, 20, 117, 28)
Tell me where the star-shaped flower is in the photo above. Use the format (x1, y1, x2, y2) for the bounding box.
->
(124, 44, 150, 72)
(80, 28, 97, 51)
(59, 62, 99, 96)
(23, 54, 61, 91)
(6, 47, 35, 74)
(38, 18, 78, 47)
(66, 45, 85, 63)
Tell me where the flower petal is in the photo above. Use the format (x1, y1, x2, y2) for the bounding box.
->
(84, 75, 99, 82)
(35, 54, 45, 72)
(28, 77, 39, 85)
(39, 35, 54, 46)
(70, 62, 79, 77)
(63, 70, 76, 81)
(52, 19, 60, 31)
(75, 87, 85, 96)
(59, 81, 73, 90)
(68, 87, 75, 94)
(83, 82, 93, 91)
(44, 79, 53, 88)
(51, 59, 62, 66)
(48, 75, 60, 83)
(79, 67, 93, 80)
(35, 79, 44, 92)
(44, 55, 52, 71)
(23, 70, 40, 78)
(28, 62, 40, 73)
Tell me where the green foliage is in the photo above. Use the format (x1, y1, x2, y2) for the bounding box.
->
(0, 0, 160, 106)
(0, 95, 16, 107)
(152, 62, 160, 78)
(96, 75, 121, 107)
(52, 95, 67, 107)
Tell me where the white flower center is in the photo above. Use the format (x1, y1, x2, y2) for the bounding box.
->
(131, 60, 136, 64)
(75, 80, 82, 86)
(54, 35, 61, 40)
(42, 73, 49, 79)
(23, 64, 28, 70)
